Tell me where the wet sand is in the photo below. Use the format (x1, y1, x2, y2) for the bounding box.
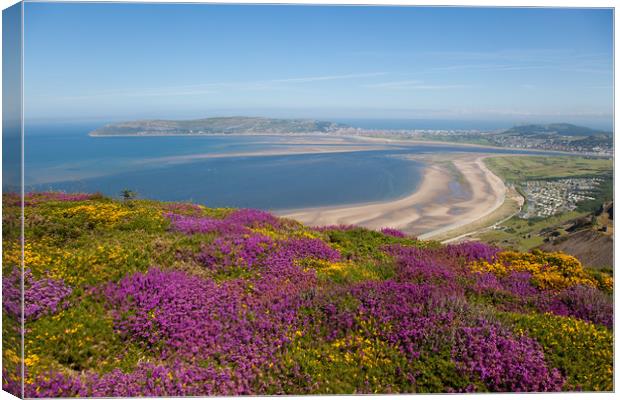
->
(277, 153, 506, 237)
(132, 144, 394, 166)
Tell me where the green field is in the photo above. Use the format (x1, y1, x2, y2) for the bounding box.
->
(476, 211, 587, 252)
(484, 156, 612, 182)
(477, 155, 613, 251)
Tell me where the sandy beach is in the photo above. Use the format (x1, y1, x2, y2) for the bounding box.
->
(277, 153, 507, 238)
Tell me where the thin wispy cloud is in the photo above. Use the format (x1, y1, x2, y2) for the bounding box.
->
(426, 63, 545, 73)
(365, 80, 471, 90)
(271, 72, 387, 83)
(37, 72, 388, 101)
(354, 49, 612, 75)
(422, 63, 610, 75)
(424, 49, 609, 63)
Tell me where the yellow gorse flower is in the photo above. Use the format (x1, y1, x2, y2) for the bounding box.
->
(2, 240, 71, 276)
(505, 312, 613, 391)
(469, 250, 601, 290)
(251, 226, 318, 241)
(44, 243, 131, 286)
(302, 260, 380, 282)
(60, 203, 130, 227)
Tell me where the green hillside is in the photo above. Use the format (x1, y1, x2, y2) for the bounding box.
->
(90, 116, 349, 136)
(2, 192, 613, 396)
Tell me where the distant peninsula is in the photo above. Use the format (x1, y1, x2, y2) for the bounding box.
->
(88, 117, 612, 156)
(89, 116, 350, 136)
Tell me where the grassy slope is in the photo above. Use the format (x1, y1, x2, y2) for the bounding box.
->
(484, 156, 612, 182)
(2, 193, 614, 396)
(476, 211, 586, 252)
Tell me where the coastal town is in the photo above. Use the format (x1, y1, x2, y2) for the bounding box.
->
(328, 119, 614, 157)
(519, 177, 604, 218)
(486, 134, 613, 155)
(349, 127, 614, 156)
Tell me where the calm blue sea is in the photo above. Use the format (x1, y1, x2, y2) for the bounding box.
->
(20, 122, 558, 210)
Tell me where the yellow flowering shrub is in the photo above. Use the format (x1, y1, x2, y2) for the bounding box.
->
(2, 314, 23, 389)
(3, 348, 22, 385)
(584, 268, 614, 294)
(51, 245, 120, 285)
(277, 332, 411, 394)
(2, 240, 71, 277)
(120, 202, 168, 231)
(501, 312, 612, 391)
(59, 203, 130, 228)
(4, 349, 21, 366)
(26, 300, 144, 376)
(50, 241, 150, 286)
(251, 227, 291, 241)
(469, 250, 598, 290)
(251, 226, 318, 241)
(600, 275, 613, 292)
(300, 259, 380, 283)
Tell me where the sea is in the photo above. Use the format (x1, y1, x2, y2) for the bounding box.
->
(12, 122, 563, 210)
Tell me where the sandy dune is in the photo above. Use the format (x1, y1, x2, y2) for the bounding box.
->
(277, 154, 506, 237)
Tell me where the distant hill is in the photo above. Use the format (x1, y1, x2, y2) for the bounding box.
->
(90, 116, 350, 136)
(501, 123, 611, 137)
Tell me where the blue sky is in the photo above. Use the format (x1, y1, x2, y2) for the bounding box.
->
(23, 3, 613, 128)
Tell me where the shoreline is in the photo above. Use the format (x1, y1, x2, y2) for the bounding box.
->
(89, 132, 607, 158)
(277, 153, 509, 238)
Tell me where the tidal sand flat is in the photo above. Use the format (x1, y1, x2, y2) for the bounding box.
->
(278, 153, 507, 237)
(131, 144, 395, 167)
